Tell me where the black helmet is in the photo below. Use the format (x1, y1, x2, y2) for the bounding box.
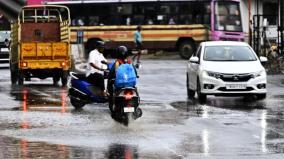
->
(95, 41, 105, 49)
(117, 46, 128, 59)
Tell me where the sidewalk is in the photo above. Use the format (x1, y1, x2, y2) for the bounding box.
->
(265, 58, 284, 75)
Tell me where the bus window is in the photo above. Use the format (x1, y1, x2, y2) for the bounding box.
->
(132, 3, 156, 25)
(109, 4, 133, 25)
(132, 15, 144, 25)
(215, 1, 242, 32)
(157, 3, 179, 25)
(89, 16, 99, 26)
(113, 4, 132, 15)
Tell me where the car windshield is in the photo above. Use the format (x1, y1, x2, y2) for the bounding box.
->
(203, 46, 257, 61)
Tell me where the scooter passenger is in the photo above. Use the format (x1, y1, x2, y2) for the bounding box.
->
(86, 41, 109, 97)
(107, 46, 138, 97)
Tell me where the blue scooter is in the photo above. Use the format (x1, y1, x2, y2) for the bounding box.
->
(68, 71, 108, 109)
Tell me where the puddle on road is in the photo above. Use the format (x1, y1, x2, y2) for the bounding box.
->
(0, 135, 94, 159)
(271, 95, 284, 99)
(106, 144, 139, 159)
(10, 85, 69, 113)
(0, 134, 141, 159)
(0, 122, 46, 130)
(171, 96, 266, 113)
(170, 100, 204, 117)
(170, 98, 284, 154)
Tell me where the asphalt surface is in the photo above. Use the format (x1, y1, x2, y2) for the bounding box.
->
(0, 59, 283, 159)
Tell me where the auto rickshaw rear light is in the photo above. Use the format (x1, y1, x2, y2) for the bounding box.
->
(21, 62, 27, 67)
(61, 61, 66, 67)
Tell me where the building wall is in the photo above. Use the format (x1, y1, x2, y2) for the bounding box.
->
(240, 0, 263, 34)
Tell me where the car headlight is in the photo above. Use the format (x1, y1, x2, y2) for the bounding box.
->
(206, 71, 221, 79)
(251, 70, 266, 78)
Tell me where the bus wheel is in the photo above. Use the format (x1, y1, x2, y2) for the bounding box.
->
(61, 71, 69, 87)
(18, 70, 24, 85)
(179, 41, 195, 59)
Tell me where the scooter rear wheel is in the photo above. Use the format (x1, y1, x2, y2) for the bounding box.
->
(70, 98, 85, 109)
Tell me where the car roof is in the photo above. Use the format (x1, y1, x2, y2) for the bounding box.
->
(202, 41, 250, 47)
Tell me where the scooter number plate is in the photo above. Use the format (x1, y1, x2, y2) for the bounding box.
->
(124, 107, 135, 113)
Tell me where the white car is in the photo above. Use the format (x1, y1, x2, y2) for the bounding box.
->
(186, 41, 267, 101)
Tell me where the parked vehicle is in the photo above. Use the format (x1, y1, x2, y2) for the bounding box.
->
(0, 47, 9, 64)
(0, 15, 11, 64)
(9, 5, 71, 85)
(186, 41, 267, 102)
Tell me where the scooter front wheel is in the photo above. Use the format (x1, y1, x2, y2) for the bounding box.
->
(70, 98, 85, 109)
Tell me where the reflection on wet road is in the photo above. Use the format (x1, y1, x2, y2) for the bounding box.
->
(0, 61, 284, 158)
(0, 135, 95, 159)
(10, 85, 68, 113)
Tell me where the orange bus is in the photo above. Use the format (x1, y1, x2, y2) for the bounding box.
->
(46, 0, 244, 59)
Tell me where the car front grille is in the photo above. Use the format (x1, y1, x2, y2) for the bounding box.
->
(220, 73, 253, 82)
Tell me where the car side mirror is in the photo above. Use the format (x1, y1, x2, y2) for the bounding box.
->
(189, 56, 199, 64)
(259, 56, 268, 63)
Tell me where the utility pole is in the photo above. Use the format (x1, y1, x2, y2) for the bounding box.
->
(248, 0, 252, 46)
(254, 0, 260, 56)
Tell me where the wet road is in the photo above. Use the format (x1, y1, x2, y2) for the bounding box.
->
(0, 60, 284, 159)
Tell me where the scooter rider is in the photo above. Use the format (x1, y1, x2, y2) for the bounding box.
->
(86, 41, 109, 97)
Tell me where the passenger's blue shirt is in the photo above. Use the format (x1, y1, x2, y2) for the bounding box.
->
(134, 31, 142, 44)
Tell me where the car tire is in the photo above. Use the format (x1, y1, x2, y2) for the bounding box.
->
(186, 74, 195, 98)
(256, 93, 266, 99)
(197, 78, 206, 102)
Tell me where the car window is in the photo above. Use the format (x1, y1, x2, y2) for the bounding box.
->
(203, 46, 257, 61)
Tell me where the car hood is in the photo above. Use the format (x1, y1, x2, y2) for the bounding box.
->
(202, 61, 264, 74)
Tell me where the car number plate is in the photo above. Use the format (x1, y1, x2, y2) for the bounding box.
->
(226, 84, 246, 89)
(124, 107, 135, 113)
